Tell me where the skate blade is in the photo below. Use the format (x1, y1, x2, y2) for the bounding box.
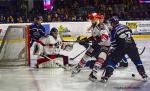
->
(88, 77, 98, 82)
(71, 71, 78, 77)
(143, 78, 148, 82)
(99, 79, 108, 83)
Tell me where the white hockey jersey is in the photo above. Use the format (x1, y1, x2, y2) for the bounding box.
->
(91, 23, 110, 46)
(44, 35, 62, 55)
(34, 35, 62, 55)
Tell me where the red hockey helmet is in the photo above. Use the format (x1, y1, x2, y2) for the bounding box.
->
(88, 13, 103, 20)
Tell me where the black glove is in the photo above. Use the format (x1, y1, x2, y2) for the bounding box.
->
(77, 36, 90, 43)
(54, 42, 60, 48)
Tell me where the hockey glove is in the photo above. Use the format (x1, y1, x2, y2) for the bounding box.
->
(54, 42, 60, 48)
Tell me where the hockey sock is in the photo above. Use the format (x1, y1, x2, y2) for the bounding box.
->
(133, 59, 143, 66)
(92, 61, 102, 74)
(104, 59, 117, 78)
(85, 60, 95, 69)
(104, 66, 114, 78)
(79, 59, 86, 67)
(91, 58, 104, 77)
(133, 60, 147, 78)
(136, 65, 146, 77)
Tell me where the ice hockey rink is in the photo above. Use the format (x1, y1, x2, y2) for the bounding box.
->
(0, 39, 149, 91)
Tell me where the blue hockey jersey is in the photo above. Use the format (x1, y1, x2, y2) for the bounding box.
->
(110, 24, 135, 48)
(29, 23, 46, 40)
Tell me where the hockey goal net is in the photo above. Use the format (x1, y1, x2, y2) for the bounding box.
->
(0, 25, 64, 68)
(0, 25, 30, 66)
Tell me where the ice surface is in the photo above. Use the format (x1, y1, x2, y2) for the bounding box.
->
(0, 39, 149, 91)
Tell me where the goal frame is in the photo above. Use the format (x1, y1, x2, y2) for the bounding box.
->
(0, 25, 30, 66)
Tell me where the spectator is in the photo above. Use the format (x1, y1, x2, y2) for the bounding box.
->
(0, 0, 149, 23)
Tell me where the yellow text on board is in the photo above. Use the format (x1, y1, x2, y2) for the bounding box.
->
(126, 22, 137, 29)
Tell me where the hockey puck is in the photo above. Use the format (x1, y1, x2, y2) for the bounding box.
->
(132, 74, 135, 77)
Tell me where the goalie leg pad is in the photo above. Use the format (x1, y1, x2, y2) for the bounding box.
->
(37, 57, 49, 65)
(62, 55, 69, 66)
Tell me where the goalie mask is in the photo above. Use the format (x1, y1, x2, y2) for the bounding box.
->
(50, 27, 58, 39)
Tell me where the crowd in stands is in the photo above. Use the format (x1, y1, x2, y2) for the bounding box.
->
(0, 0, 150, 24)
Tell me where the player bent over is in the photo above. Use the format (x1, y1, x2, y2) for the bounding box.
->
(34, 27, 69, 68)
(100, 16, 148, 83)
(72, 13, 110, 82)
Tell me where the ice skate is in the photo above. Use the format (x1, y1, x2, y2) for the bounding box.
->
(71, 64, 81, 77)
(100, 76, 108, 83)
(142, 74, 148, 82)
(88, 72, 97, 82)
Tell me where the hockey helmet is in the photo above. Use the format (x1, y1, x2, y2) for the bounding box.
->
(88, 13, 102, 20)
(108, 16, 119, 24)
(50, 27, 58, 35)
(35, 16, 43, 21)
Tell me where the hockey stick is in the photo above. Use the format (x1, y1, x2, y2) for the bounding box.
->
(70, 45, 90, 60)
(139, 46, 145, 55)
(40, 54, 67, 69)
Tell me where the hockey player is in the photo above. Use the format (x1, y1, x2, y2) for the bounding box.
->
(100, 16, 148, 83)
(72, 13, 110, 81)
(29, 16, 47, 47)
(34, 27, 69, 68)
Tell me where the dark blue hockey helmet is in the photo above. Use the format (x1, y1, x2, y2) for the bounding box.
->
(108, 16, 119, 24)
(35, 16, 43, 21)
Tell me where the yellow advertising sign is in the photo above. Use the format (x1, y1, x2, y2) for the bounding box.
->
(126, 22, 137, 29)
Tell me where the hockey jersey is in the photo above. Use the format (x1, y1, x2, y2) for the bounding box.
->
(91, 23, 110, 46)
(110, 24, 135, 48)
(29, 23, 46, 40)
(33, 34, 62, 56)
(43, 35, 62, 55)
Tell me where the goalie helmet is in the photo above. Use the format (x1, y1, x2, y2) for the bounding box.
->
(50, 27, 58, 35)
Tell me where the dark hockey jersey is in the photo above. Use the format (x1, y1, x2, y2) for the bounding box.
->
(110, 24, 135, 48)
(29, 23, 46, 40)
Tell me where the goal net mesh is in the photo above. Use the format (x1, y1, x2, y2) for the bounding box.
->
(0, 26, 29, 66)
